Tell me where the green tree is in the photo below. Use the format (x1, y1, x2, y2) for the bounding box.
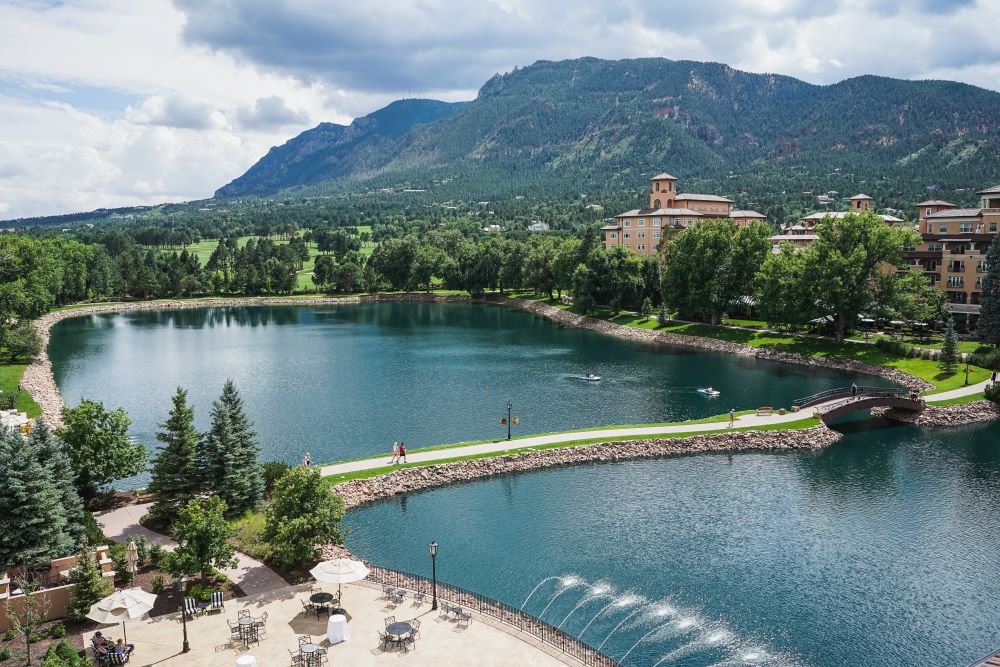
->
(147, 388, 200, 522)
(571, 264, 597, 313)
(640, 297, 653, 320)
(0, 426, 72, 569)
(165, 496, 237, 582)
(657, 303, 668, 326)
(30, 421, 87, 549)
(5, 579, 51, 666)
(66, 549, 110, 623)
(57, 400, 147, 502)
(940, 315, 959, 374)
(211, 381, 263, 516)
(410, 245, 447, 292)
(2, 321, 42, 362)
(661, 220, 772, 325)
(312, 254, 337, 290)
(799, 211, 919, 342)
(978, 235, 1000, 346)
(264, 467, 347, 567)
(754, 243, 813, 328)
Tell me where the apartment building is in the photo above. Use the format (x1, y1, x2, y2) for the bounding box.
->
(904, 185, 1000, 327)
(602, 172, 764, 255)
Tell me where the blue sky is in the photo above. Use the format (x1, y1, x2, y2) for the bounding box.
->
(1, 0, 998, 219)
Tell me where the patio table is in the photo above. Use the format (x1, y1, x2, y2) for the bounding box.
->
(327, 614, 349, 644)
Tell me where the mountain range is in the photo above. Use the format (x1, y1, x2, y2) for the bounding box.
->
(215, 57, 1000, 206)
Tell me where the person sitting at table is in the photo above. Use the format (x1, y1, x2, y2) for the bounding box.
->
(114, 639, 126, 654)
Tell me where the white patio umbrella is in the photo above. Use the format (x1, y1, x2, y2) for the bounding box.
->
(309, 559, 370, 598)
(86, 588, 157, 645)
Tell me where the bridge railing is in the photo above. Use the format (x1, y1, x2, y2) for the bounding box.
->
(365, 565, 621, 667)
(816, 389, 917, 415)
(792, 386, 905, 408)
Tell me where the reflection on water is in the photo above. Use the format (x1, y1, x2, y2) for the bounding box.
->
(346, 420, 1000, 667)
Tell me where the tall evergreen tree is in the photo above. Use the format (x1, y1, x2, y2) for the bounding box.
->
(978, 235, 1000, 346)
(215, 381, 264, 515)
(940, 316, 960, 374)
(0, 426, 72, 568)
(30, 420, 87, 549)
(66, 549, 110, 622)
(147, 388, 200, 522)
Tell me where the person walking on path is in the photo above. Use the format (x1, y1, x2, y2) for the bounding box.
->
(399, 442, 407, 463)
(728, 409, 735, 428)
(303, 452, 312, 467)
(391, 441, 399, 464)
(992, 371, 997, 386)
(851, 383, 858, 400)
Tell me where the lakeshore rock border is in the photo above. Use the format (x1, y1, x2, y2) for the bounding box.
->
(24, 292, 936, 428)
(874, 400, 1000, 427)
(330, 425, 843, 511)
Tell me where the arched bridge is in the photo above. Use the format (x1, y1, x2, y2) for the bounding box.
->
(793, 386, 925, 424)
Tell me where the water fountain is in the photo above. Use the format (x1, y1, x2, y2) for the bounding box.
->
(578, 594, 642, 639)
(558, 583, 611, 628)
(520, 576, 560, 610)
(537, 575, 584, 620)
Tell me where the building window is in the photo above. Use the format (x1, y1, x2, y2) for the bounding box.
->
(926, 207, 932, 216)
(939, 224, 948, 233)
(653, 218, 661, 226)
(638, 219, 646, 227)
(624, 232, 631, 239)
(926, 223, 933, 233)
(947, 276, 965, 288)
(610, 232, 617, 239)
(976, 277, 984, 289)
(655, 182, 660, 192)
(979, 261, 989, 273)
(960, 223, 973, 233)
(653, 231, 661, 238)
(991, 223, 998, 232)
(623, 220, 631, 227)
(637, 244, 646, 251)
(926, 260, 938, 271)
(948, 261, 965, 273)
(927, 243, 942, 252)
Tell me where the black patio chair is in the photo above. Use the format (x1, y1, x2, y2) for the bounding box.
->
(298, 635, 311, 646)
(411, 618, 422, 639)
(301, 599, 316, 617)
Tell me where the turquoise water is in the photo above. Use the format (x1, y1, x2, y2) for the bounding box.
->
(346, 418, 1000, 667)
(48, 303, 881, 470)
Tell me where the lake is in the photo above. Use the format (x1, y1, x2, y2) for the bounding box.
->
(48, 302, 879, 470)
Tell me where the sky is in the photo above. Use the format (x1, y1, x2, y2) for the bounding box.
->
(1, 0, 999, 220)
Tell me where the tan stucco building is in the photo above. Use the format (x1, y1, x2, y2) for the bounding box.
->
(903, 184, 1000, 327)
(602, 172, 764, 255)
(769, 194, 904, 252)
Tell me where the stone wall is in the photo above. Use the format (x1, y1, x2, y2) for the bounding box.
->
(875, 400, 1000, 427)
(331, 425, 843, 510)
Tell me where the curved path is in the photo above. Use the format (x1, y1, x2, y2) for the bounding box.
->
(320, 380, 991, 479)
(94, 502, 286, 598)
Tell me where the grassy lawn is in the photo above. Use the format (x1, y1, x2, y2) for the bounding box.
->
(515, 295, 992, 393)
(321, 415, 823, 486)
(846, 332, 983, 354)
(0, 363, 42, 417)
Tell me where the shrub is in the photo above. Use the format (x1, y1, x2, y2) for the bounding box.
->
(874, 337, 913, 357)
(986, 382, 1000, 405)
(50, 623, 65, 638)
(109, 544, 133, 586)
(0, 647, 10, 662)
(3, 629, 13, 641)
(28, 632, 43, 643)
(262, 461, 291, 498)
(150, 575, 165, 594)
(56, 641, 83, 666)
(188, 583, 213, 602)
(149, 543, 164, 567)
(229, 511, 273, 562)
(972, 348, 1000, 371)
(81, 512, 105, 547)
(131, 535, 149, 566)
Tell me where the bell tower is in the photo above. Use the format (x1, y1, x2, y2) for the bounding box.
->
(850, 194, 873, 211)
(650, 172, 677, 209)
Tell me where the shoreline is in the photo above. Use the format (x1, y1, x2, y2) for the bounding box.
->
(24, 292, 934, 428)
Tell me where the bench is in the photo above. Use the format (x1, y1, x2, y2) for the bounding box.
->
(756, 407, 773, 417)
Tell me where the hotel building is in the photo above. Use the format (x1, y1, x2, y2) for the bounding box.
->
(602, 172, 765, 256)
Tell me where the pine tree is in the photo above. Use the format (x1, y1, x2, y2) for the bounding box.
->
(657, 303, 668, 327)
(147, 388, 200, 523)
(0, 426, 72, 569)
(939, 315, 959, 374)
(215, 381, 264, 515)
(66, 549, 110, 622)
(978, 235, 1000, 346)
(30, 420, 87, 550)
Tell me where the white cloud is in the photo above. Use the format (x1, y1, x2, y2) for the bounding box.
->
(0, 0, 998, 218)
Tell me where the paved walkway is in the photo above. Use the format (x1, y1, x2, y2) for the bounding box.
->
(924, 378, 992, 402)
(320, 380, 993, 479)
(95, 502, 286, 598)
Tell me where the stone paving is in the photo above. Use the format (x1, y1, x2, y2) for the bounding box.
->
(81, 582, 568, 667)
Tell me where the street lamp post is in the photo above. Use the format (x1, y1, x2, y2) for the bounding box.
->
(428, 541, 438, 611)
(506, 401, 512, 440)
(176, 575, 190, 653)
